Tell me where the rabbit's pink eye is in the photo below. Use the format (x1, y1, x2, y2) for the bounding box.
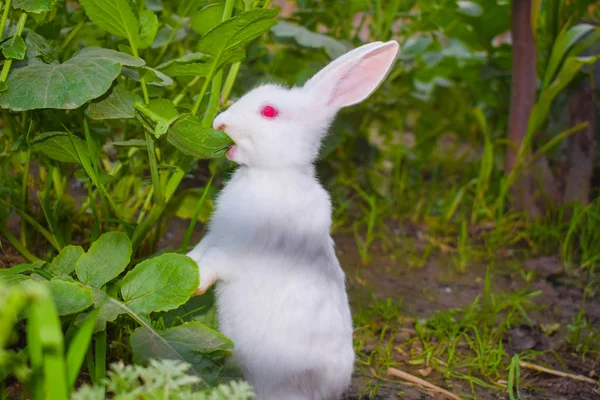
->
(260, 105, 278, 118)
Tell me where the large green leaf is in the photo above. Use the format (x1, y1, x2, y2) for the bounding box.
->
(139, 9, 159, 49)
(47, 280, 93, 316)
(158, 50, 244, 77)
(31, 132, 88, 164)
(12, 0, 57, 13)
(271, 21, 348, 59)
(167, 114, 233, 158)
(542, 24, 596, 90)
(121, 253, 199, 315)
(48, 245, 84, 275)
(135, 98, 179, 138)
(0, 47, 143, 111)
(130, 321, 233, 380)
(191, 3, 227, 36)
(87, 85, 141, 120)
(76, 232, 132, 288)
(163, 9, 276, 79)
(79, 0, 140, 46)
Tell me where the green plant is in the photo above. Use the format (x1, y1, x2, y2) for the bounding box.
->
(71, 359, 254, 400)
(0, 280, 97, 399)
(1, 232, 233, 397)
(0, 0, 277, 262)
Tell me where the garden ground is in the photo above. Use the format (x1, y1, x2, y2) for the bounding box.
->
(2, 218, 599, 399)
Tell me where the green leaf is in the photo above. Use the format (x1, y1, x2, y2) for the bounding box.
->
(12, 0, 57, 13)
(143, 66, 174, 87)
(271, 21, 348, 59)
(542, 24, 596, 90)
(87, 85, 141, 120)
(79, 0, 140, 46)
(48, 245, 84, 276)
(47, 280, 93, 316)
(195, 9, 278, 76)
(139, 9, 159, 49)
(130, 321, 232, 375)
(31, 132, 88, 164)
(158, 50, 244, 77)
(86, 288, 124, 333)
(111, 139, 147, 148)
(26, 283, 68, 400)
(135, 98, 179, 137)
(0, 47, 143, 111)
(191, 3, 226, 36)
(76, 46, 144, 67)
(121, 253, 199, 315)
(0, 263, 37, 276)
(66, 308, 99, 389)
(0, 274, 31, 284)
(167, 113, 233, 158)
(528, 55, 600, 139)
(76, 232, 132, 288)
(1, 36, 26, 60)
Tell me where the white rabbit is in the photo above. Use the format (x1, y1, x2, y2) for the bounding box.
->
(187, 41, 399, 400)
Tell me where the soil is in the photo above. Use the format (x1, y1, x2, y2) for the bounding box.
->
(2, 219, 599, 399)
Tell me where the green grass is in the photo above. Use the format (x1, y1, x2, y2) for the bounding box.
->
(350, 260, 600, 398)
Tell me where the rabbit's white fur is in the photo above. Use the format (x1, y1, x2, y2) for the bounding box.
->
(187, 41, 399, 400)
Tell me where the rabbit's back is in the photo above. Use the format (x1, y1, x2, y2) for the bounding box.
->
(208, 167, 354, 399)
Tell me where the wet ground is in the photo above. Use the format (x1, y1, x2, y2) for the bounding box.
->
(2, 218, 600, 399)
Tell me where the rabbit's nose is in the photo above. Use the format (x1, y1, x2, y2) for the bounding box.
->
(213, 114, 227, 132)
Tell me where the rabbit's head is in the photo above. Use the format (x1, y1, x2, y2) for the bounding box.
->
(213, 41, 399, 168)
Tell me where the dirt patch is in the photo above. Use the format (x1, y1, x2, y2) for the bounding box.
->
(335, 235, 600, 399)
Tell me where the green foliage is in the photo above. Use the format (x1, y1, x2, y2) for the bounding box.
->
(0, 281, 97, 400)
(71, 359, 254, 400)
(1, 232, 227, 396)
(0, 47, 144, 111)
(1, 0, 599, 397)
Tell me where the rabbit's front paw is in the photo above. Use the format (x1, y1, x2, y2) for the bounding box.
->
(194, 266, 218, 295)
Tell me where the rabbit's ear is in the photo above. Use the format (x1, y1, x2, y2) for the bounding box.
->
(303, 41, 399, 110)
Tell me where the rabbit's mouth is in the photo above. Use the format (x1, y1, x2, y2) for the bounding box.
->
(226, 144, 237, 160)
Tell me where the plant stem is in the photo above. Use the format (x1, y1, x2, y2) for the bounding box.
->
(221, 62, 240, 105)
(0, 0, 11, 40)
(0, 198, 62, 251)
(192, 0, 235, 118)
(144, 129, 164, 205)
(20, 148, 30, 246)
(131, 158, 190, 249)
(203, 71, 222, 125)
(0, 12, 27, 82)
(0, 221, 41, 262)
(180, 173, 214, 253)
(128, 35, 149, 104)
(190, 74, 213, 116)
(173, 76, 199, 105)
(61, 20, 84, 48)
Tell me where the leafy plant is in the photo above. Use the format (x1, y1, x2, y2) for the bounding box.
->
(71, 359, 254, 400)
(1, 232, 233, 397)
(0, 280, 97, 399)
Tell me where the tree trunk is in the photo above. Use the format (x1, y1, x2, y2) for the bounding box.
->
(507, 0, 542, 217)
